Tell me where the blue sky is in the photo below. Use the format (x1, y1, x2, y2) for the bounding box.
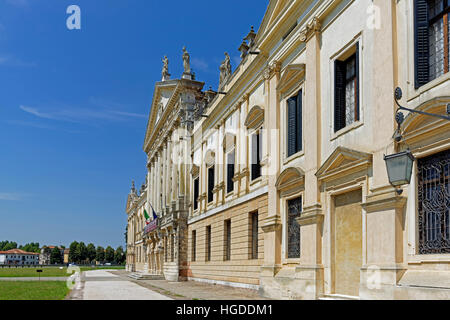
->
(0, 0, 267, 249)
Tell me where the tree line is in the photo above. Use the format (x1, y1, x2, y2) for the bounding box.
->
(0, 241, 41, 253)
(68, 241, 125, 265)
(1, 240, 126, 265)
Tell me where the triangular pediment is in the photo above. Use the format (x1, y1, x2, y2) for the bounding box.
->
(259, 0, 292, 37)
(316, 147, 372, 182)
(277, 64, 305, 92)
(126, 193, 137, 213)
(144, 81, 179, 151)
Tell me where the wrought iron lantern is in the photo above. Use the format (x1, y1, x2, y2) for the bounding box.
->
(383, 87, 450, 194)
(384, 150, 415, 188)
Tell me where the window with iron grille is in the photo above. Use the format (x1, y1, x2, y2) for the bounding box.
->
(205, 225, 211, 262)
(251, 130, 262, 180)
(224, 219, 231, 261)
(193, 177, 199, 211)
(335, 43, 360, 132)
(415, 0, 450, 88)
(287, 90, 302, 157)
(418, 149, 450, 254)
(250, 212, 259, 259)
(208, 166, 215, 203)
(192, 230, 196, 262)
(227, 150, 235, 194)
(287, 197, 302, 259)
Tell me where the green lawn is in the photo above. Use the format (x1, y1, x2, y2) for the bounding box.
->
(0, 281, 70, 300)
(0, 266, 125, 277)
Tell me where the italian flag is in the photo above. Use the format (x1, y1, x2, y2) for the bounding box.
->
(144, 204, 151, 225)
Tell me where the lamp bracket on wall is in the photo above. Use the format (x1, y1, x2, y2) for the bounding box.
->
(393, 87, 450, 142)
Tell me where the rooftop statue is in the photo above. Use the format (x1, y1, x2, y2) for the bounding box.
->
(219, 52, 232, 89)
(182, 46, 191, 75)
(162, 56, 170, 81)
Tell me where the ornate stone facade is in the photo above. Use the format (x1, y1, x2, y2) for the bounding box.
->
(127, 0, 450, 299)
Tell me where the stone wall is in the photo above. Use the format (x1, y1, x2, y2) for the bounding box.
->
(187, 194, 267, 287)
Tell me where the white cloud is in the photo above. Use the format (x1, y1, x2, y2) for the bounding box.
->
(192, 58, 209, 72)
(0, 193, 22, 201)
(19, 105, 56, 120)
(19, 104, 146, 123)
(0, 55, 36, 67)
(110, 111, 147, 119)
(6, 0, 29, 7)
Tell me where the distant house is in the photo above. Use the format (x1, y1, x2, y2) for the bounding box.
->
(39, 246, 64, 265)
(0, 249, 40, 265)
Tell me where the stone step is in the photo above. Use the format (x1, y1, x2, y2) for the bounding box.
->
(319, 294, 360, 301)
(127, 272, 165, 280)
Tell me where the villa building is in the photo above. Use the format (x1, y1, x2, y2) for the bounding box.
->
(127, 0, 450, 299)
(0, 249, 40, 265)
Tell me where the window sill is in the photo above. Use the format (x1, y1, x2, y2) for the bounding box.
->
(330, 121, 364, 141)
(283, 258, 301, 265)
(226, 191, 234, 198)
(283, 150, 305, 166)
(408, 72, 450, 102)
(250, 177, 262, 187)
(407, 253, 450, 265)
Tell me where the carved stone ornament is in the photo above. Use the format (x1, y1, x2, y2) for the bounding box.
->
(264, 60, 281, 80)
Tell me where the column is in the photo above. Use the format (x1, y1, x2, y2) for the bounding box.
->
(360, 0, 405, 300)
(296, 19, 324, 299)
(234, 103, 242, 197)
(167, 137, 173, 206)
(239, 95, 250, 196)
(261, 62, 283, 295)
(157, 152, 162, 213)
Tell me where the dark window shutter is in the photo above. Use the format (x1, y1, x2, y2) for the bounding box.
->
(355, 42, 360, 121)
(251, 133, 261, 180)
(251, 134, 257, 180)
(287, 97, 297, 156)
(258, 131, 263, 165)
(208, 166, 214, 203)
(414, 0, 430, 88)
(296, 91, 303, 151)
(334, 60, 346, 132)
(193, 178, 199, 210)
(227, 151, 235, 193)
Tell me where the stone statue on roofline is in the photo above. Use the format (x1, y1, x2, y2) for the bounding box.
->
(182, 46, 192, 79)
(162, 56, 170, 81)
(219, 52, 232, 89)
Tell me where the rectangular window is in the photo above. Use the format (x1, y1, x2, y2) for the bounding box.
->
(335, 43, 360, 132)
(418, 149, 450, 254)
(224, 219, 231, 261)
(193, 177, 199, 211)
(250, 212, 259, 259)
(208, 166, 215, 203)
(287, 197, 302, 259)
(287, 90, 303, 157)
(205, 226, 211, 262)
(227, 150, 235, 194)
(251, 131, 262, 181)
(415, 0, 450, 87)
(191, 230, 196, 262)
